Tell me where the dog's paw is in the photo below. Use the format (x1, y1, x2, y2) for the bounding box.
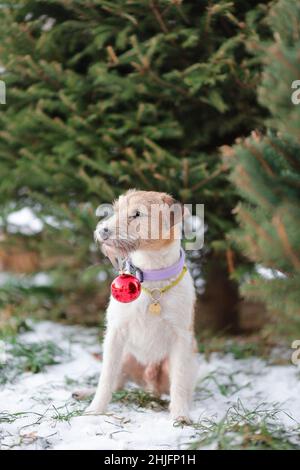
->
(83, 410, 101, 416)
(170, 405, 191, 425)
(172, 415, 192, 426)
(72, 388, 94, 401)
(84, 402, 107, 416)
(84, 407, 102, 416)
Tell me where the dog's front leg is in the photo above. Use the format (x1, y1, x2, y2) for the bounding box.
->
(85, 327, 125, 415)
(168, 333, 197, 423)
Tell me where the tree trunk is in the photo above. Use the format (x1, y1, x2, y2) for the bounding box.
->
(195, 253, 240, 333)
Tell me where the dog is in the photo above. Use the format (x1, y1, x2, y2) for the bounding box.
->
(78, 190, 197, 422)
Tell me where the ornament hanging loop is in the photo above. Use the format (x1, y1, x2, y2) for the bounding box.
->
(115, 256, 127, 274)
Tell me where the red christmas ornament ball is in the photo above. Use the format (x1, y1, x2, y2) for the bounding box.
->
(111, 274, 141, 303)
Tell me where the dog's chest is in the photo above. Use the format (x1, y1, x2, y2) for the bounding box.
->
(107, 272, 195, 363)
(125, 306, 173, 363)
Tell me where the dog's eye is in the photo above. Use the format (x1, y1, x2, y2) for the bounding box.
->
(133, 210, 140, 218)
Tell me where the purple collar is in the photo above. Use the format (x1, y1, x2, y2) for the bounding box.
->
(125, 248, 185, 282)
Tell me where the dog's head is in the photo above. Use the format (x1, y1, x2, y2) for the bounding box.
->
(95, 189, 187, 258)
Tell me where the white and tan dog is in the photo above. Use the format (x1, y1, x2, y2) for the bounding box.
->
(83, 190, 197, 422)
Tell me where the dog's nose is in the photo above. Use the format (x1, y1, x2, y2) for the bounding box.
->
(99, 226, 111, 240)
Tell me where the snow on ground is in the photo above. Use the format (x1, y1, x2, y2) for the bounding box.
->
(0, 321, 300, 450)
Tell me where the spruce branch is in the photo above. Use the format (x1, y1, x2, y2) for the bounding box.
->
(272, 214, 300, 271)
(149, 0, 169, 34)
(235, 206, 273, 245)
(243, 141, 275, 178)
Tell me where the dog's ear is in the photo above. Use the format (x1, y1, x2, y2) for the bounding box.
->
(162, 193, 175, 207)
(162, 194, 189, 227)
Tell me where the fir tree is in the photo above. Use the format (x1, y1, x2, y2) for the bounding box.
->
(0, 0, 270, 327)
(223, 0, 300, 317)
